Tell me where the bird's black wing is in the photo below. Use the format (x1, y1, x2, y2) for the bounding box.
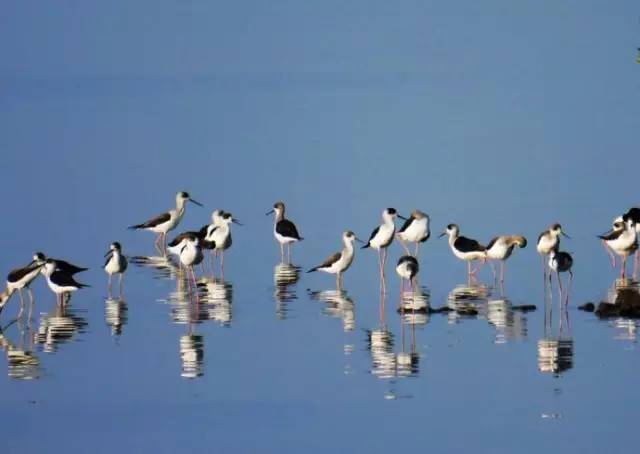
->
(51, 271, 89, 288)
(308, 251, 342, 273)
(56, 259, 88, 274)
(168, 231, 198, 248)
(398, 217, 413, 234)
(7, 263, 40, 283)
(455, 236, 485, 253)
(129, 212, 171, 230)
(598, 229, 623, 241)
(276, 219, 302, 240)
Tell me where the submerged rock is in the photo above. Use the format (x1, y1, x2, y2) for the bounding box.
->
(595, 286, 640, 318)
(578, 302, 595, 312)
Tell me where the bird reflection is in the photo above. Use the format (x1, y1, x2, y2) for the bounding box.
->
(486, 298, 529, 344)
(273, 263, 301, 319)
(447, 282, 490, 323)
(104, 298, 128, 336)
(308, 289, 355, 331)
(180, 333, 204, 379)
(197, 277, 233, 326)
(538, 281, 573, 376)
(604, 279, 640, 342)
(366, 292, 420, 399)
(130, 255, 180, 280)
(0, 321, 41, 380)
(33, 302, 88, 353)
(398, 286, 430, 326)
(158, 276, 206, 378)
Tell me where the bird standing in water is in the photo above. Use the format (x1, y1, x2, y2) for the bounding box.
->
(362, 208, 399, 293)
(308, 231, 362, 290)
(485, 235, 527, 284)
(266, 201, 303, 264)
(129, 191, 202, 255)
(104, 242, 128, 297)
(396, 210, 430, 258)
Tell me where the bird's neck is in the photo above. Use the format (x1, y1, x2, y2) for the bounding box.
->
(275, 211, 284, 223)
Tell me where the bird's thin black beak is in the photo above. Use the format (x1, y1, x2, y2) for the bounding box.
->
(562, 232, 571, 239)
(104, 250, 112, 257)
(190, 199, 203, 207)
(232, 218, 243, 226)
(266, 209, 274, 216)
(355, 237, 365, 244)
(398, 214, 408, 221)
(438, 232, 446, 238)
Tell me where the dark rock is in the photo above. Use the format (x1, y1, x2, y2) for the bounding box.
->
(456, 307, 479, 316)
(578, 302, 595, 312)
(512, 304, 537, 312)
(428, 306, 453, 314)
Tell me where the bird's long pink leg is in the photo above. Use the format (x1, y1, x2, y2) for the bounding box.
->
(621, 256, 627, 279)
(602, 240, 616, 268)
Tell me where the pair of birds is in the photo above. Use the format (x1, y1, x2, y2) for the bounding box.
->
(0, 253, 89, 314)
(305, 207, 429, 292)
(164, 209, 241, 278)
(598, 207, 640, 278)
(439, 224, 527, 282)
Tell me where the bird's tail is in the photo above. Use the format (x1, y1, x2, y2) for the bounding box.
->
(128, 224, 143, 230)
(361, 243, 370, 249)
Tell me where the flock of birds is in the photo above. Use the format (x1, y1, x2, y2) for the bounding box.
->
(1, 190, 639, 317)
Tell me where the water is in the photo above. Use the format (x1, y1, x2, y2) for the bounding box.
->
(2, 2, 640, 452)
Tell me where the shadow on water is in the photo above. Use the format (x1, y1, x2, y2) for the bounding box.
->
(273, 263, 301, 320)
(308, 289, 355, 332)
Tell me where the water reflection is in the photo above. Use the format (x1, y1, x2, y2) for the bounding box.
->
(308, 290, 355, 331)
(180, 333, 204, 379)
(538, 282, 573, 376)
(0, 321, 41, 380)
(602, 279, 640, 343)
(197, 277, 233, 327)
(366, 292, 421, 399)
(486, 299, 529, 344)
(130, 255, 180, 280)
(398, 286, 430, 326)
(447, 282, 490, 323)
(33, 302, 88, 353)
(105, 298, 128, 336)
(273, 263, 301, 319)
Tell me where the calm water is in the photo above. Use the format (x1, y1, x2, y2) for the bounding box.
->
(2, 2, 640, 452)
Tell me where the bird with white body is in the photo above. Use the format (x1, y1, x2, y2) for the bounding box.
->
(266, 201, 303, 263)
(42, 259, 90, 304)
(104, 242, 128, 297)
(362, 208, 399, 292)
(440, 223, 486, 277)
(308, 231, 363, 290)
(485, 235, 527, 284)
(129, 191, 202, 254)
(396, 210, 430, 257)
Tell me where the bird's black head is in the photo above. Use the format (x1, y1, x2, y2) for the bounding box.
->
(180, 191, 190, 199)
(387, 208, 397, 215)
